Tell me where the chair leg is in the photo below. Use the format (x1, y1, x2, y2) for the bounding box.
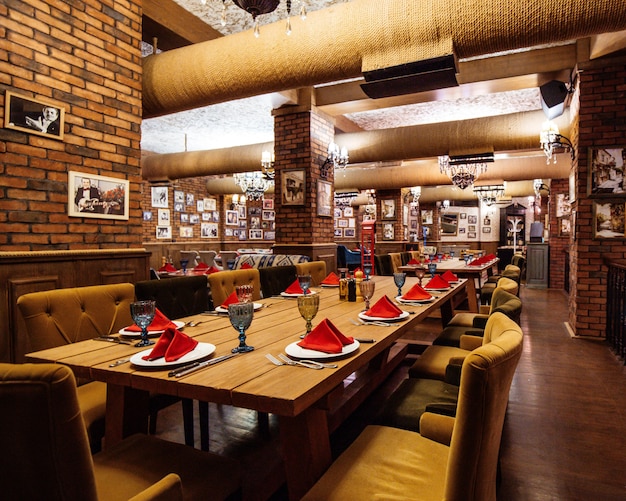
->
(182, 398, 195, 447)
(199, 401, 210, 451)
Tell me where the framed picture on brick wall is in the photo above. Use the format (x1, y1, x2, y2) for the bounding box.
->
(281, 169, 305, 205)
(588, 147, 626, 196)
(68, 171, 129, 220)
(4, 91, 65, 140)
(593, 200, 626, 239)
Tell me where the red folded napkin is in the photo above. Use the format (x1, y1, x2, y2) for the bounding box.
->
(125, 308, 178, 332)
(284, 280, 304, 294)
(221, 291, 239, 308)
(240, 262, 253, 269)
(297, 318, 354, 354)
(469, 257, 484, 266)
(425, 275, 451, 289)
(402, 283, 432, 300)
(365, 295, 403, 318)
(158, 263, 177, 273)
(321, 272, 340, 286)
(441, 270, 459, 282)
(205, 265, 220, 274)
(407, 258, 420, 265)
(194, 262, 208, 270)
(142, 327, 198, 362)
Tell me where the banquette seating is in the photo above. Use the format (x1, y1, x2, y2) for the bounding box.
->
(16, 283, 135, 452)
(389, 252, 403, 273)
(480, 274, 520, 305)
(336, 245, 361, 270)
(302, 313, 523, 501)
(374, 254, 393, 276)
(0, 362, 242, 501)
(231, 253, 310, 270)
(258, 265, 298, 298)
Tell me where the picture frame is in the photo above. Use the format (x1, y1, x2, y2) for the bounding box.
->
(238, 205, 247, 219)
(559, 216, 571, 236)
(556, 193, 571, 217)
(593, 200, 626, 239)
(482, 226, 492, 233)
(468, 214, 478, 224)
(262, 198, 274, 210)
(343, 207, 354, 217)
(383, 222, 394, 240)
(68, 171, 129, 220)
(441, 214, 458, 236)
(201, 222, 218, 238)
(156, 226, 171, 239)
(588, 147, 626, 195)
(460, 213, 467, 220)
(249, 229, 263, 240)
(4, 91, 65, 140)
(468, 231, 477, 239)
(344, 228, 356, 238)
(186, 193, 195, 206)
(264, 231, 275, 240)
(151, 186, 168, 208)
(338, 219, 349, 228)
(281, 169, 305, 205)
(334, 208, 342, 219)
(205, 198, 217, 211)
(317, 179, 333, 216)
(180, 213, 189, 223)
(190, 214, 199, 224)
(143, 211, 153, 221)
(174, 190, 184, 203)
(381, 199, 396, 219)
(196, 200, 204, 212)
(262, 210, 275, 221)
(226, 210, 239, 226)
(179, 226, 193, 238)
(158, 208, 170, 225)
(421, 210, 433, 225)
(334, 228, 343, 238)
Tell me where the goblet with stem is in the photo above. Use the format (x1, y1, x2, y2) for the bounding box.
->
(228, 302, 254, 353)
(360, 279, 376, 310)
(414, 266, 426, 286)
(130, 300, 156, 348)
(298, 294, 319, 339)
(393, 272, 406, 297)
(235, 284, 253, 303)
(363, 264, 372, 280)
(297, 274, 312, 295)
(428, 262, 438, 278)
(180, 259, 189, 274)
(464, 254, 471, 265)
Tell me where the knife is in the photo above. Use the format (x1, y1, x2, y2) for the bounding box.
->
(355, 338, 376, 343)
(169, 353, 239, 378)
(93, 336, 133, 345)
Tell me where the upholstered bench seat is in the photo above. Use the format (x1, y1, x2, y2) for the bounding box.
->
(231, 253, 309, 269)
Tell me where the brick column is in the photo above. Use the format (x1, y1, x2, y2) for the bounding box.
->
(272, 97, 337, 271)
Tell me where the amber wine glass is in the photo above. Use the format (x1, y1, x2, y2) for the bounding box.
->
(298, 294, 320, 338)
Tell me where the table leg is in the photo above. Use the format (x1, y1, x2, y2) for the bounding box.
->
(278, 407, 332, 501)
(465, 277, 479, 312)
(104, 383, 149, 448)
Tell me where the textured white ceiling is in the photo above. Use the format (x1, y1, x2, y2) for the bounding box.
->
(140, 0, 542, 155)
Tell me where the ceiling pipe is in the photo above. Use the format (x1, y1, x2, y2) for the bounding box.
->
(142, 0, 626, 118)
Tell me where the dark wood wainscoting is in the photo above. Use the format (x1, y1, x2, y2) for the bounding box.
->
(0, 249, 150, 363)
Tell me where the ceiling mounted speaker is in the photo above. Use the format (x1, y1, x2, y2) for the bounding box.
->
(540, 80, 569, 120)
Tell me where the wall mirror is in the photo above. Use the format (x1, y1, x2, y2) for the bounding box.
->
(441, 213, 458, 236)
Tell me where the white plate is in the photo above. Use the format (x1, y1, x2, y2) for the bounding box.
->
(130, 342, 216, 368)
(396, 295, 434, 304)
(280, 290, 318, 298)
(424, 287, 450, 292)
(320, 284, 339, 288)
(284, 339, 360, 360)
(119, 320, 185, 337)
(215, 302, 263, 313)
(358, 310, 410, 322)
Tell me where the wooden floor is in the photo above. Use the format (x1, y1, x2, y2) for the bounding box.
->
(155, 286, 626, 500)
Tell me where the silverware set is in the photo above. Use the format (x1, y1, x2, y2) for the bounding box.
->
(350, 318, 391, 327)
(168, 353, 239, 378)
(265, 353, 337, 369)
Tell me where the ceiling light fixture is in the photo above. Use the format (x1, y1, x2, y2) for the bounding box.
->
(473, 182, 505, 206)
(540, 121, 574, 164)
(211, 0, 308, 37)
(320, 142, 349, 179)
(439, 152, 493, 190)
(233, 171, 274, 200)
(261, 150, 275, 179)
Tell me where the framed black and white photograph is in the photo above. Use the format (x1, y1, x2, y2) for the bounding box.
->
(282, 169, 305, 205)
(262, 210, 275, 220)
(4, 91, 65, 140)
(205, 198, 217, 211)
(338, 219, 349, 228)
(68, 171, 129, 220)
(343, 207, 354, 217)
(190, 214, 200, 224)
(556, 193, 571, 217)
(264, 231, 275, 240)
(212, 211, 220, 222)
(468, 214, 478, 224)
(468, 231, 477, 239)
(381, 199, 396, 219)
(334, 208, 342, 219)
(151, 186, 168, 208)
(249, 229, 263, 240)
(238, 205, 247, 220)
(250, 207, 262, 216)
(460, 213, 467, 220)
(383, 222, 394, 240)
(559, 216, 571, 236)
(180, 213, 189, 223)
(593, 200, 626, 239)
(158, 209, 170, 225)
(250, 216, 261, 229)
(174, 191, 184, 203)
(186, 193, 195, 206)
(334, 228, 343, 238)
(156, 226, 171, 239)
(180, 227, 193, 238)
(201, 222, 218, 238)
(143, 211, 153, 221)
(588, 147, 625, 195)
(317, 179, 333, 216)
(421, 210, 433, 225)
(196, 200, 204, 212)
(344, 228, 356, 238)
(482, 226, 492, 233)
(226, 210, 238, 226)
(202, 212, 211, 221)
(174, 202, 183, 212)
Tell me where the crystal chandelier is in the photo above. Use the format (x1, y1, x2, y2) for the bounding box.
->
(261, 150, 275, 179)
(320, 142, 349, 179)
(473, 183, 505, 206)
(540, 120, 574, 164)
(439, 152, 493, 190)
(233, 171, 274, 200)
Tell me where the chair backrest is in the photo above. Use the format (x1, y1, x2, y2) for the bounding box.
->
(400, 252, 412, 266)
(17, 283, 135, 352)
(207, 269, 262, 307)
(374, 254, 393, 276)
(259, 265, 297, 298)
(198, 250, 218, 268)
(135, 275, 209, 319)
(0, 362, 98, 500)
(496, 276, 519, 296)
(389, 252, 403, 273)
(337, 245, 360, 267)
(218, 251, 238, 270)
(179, 250, 200, 268)
(295, 261, 327, 286)
(444, 314, 523, 501)
(489, 287, 523, 324)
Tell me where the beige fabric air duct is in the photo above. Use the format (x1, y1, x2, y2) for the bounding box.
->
(143, 0, 626, 117)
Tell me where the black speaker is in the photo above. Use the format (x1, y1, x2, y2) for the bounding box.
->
(530, 222, 544, 242)
(540, 80, 568, 120)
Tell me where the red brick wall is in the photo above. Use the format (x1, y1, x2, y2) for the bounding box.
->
(572, 55, 626, 337)
(0, 0, 142, 250)
(548, 178, 570, 289)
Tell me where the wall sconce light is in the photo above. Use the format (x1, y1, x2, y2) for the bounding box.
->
(230, 193, 247, 209)
(261, 150, 275, 179)
(320, 142, 349, 179)
(540, 121, 574, 164)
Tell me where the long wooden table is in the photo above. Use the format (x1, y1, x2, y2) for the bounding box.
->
(399, 257, 499, 312)
(26, 276, 469, 500)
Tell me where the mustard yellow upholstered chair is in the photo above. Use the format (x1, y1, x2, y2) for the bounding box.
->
(0, 362, 241, 501)
(302, 314, 523, 501)
(207, 268, 262, 308)
(408, 311, 522, 380)
(389, 252, 403, 273)
(295, 260, 327, 286)
(481, 271, 520, 304)
(17, 283, 135, 451)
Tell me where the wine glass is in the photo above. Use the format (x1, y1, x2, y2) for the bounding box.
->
(428, 262, 437, 278)
(228, 302, 255, 353)
(130, 300, 156, 348)
(360, 279, 376, 309)
(298, 294, 320, 338)
(464, 254, 471, 265)
(235, 284, 253, 303)
(363, 264, 372, 280)
(297, 274, 312, 295)
(415, 266, 426, 286)
(180, 259, 189, 274)
(393, 272, 406, 297)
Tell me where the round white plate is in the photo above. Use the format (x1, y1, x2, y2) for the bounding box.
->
(280, 290, 318, 298)
(130, 342, 216, 368)
(424, 287, 450, 292)
(358, 310, 410, 322)
(215, 302, 263, 313)
(284, 339, 360, 360)
(396, 296, 434, 304)
(320, 284, 339, 288)
(119, 320, 185, 337)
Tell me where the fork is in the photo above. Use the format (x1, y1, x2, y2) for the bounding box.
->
(350, 318, 391, 327)
(265, 353, 322, 369)
(278, 353, 337, 369)
(185, 320, 205, 327)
